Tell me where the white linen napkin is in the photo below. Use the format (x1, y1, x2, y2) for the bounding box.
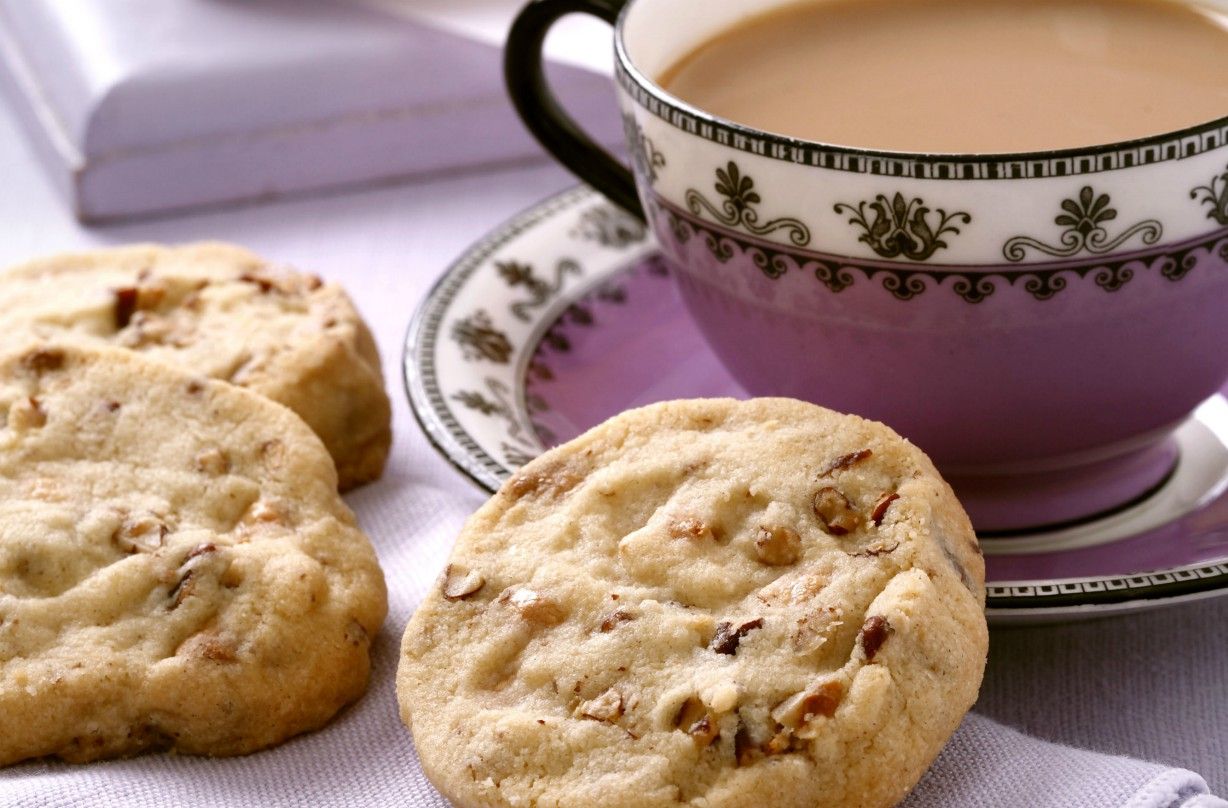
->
(904, 715, 1226, 808)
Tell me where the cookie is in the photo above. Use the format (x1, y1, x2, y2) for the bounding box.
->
(0, 242, 390, 490)
(0, 342, 387, 765)
(398, 398, 987, 808)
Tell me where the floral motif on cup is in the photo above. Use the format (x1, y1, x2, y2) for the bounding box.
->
(685, 162, 811, 247)
(570, 205, 647, 248)
(1191, 164, 1228, 226)
(496, 259, 581, 322)
(656, 193, 1228, 304)
(451, 309, 512, 363)
(1002, 186, 1163, 261)
(623, 112, 666, 185)
(834, 193, 971, 261)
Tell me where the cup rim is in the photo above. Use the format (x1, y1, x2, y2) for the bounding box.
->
(612, 2, 1228, 169)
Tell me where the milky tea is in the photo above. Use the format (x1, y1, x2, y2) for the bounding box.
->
(658, 0, 1228, 153)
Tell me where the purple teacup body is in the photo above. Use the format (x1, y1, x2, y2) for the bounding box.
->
(507, 0, 1228, 531)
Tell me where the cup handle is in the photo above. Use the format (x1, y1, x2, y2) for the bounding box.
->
(505, 0, 644, 221)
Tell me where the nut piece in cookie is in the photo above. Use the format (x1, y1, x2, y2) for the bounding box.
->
(398, 398, 988, 808)
(441, 566, 486, 601)
(813, 486, 861, 535)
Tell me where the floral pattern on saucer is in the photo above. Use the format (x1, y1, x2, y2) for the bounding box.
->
(405, 187, 654, 491)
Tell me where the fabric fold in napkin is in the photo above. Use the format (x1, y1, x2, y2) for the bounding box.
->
(905, 714, 1227, 808)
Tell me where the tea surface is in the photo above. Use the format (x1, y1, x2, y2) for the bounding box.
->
(658, 0, 1228, 152)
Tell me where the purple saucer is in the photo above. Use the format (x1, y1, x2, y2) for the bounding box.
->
(406, 186, 1228, 623)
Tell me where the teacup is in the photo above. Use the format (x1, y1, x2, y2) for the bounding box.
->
(505, 0, 1228, 531)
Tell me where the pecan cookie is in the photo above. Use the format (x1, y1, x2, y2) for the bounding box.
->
(0, 343, 387, 765)
(0, 242, 390, 490)
(398, 398, 987, 808)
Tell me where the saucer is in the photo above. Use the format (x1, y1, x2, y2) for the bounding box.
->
(405, 186, 1228, 625)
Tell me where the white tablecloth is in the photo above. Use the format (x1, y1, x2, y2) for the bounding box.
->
(0, 92, 1224, 807)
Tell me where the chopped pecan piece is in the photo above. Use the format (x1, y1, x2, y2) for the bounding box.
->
(503, 587, 565, 626)
(675, 696, 706, 730)
(764, 730, 792, 755)
(675, 697, 719, 748)
(8, 397, 46, 430)
(813, 487, 860, 535)
(791, 605, 843, 654)
(859, 615, 891, 661)
(113, 287, 139, 329)
(441, 566, 485, 601)
(821, 449, 873, 476)
(710, 618, 764, 655)
(137, 284, 166, 309)
(118, 312, 173, 347)
(754, 525, 801, 566)
(504, 461, 579, 500)
(599, 609, 632, 632)
(186, 543, 217, 561)
(193, 447, 231, 475)
(734, 723, 757, 766)
(20, 348, 64, 373)
(941, 542, 977, 593)
(220, 565, 244, 588)
(169, 545, 218, 608)
(505, 472, 538, 498)
(238, 272, 277, 293)
(112, 513, 168, 553)
(851, 540, 899, 558)
(871, 492, 900, 526)
(707, 682, 740, 713)
(669, 517, 714, 541)
(259, 439, 286, 468)
(198, 636, 237, 662)
(169, 571, 197, 608)
(579, 688, 624, 723)
(247, 499, 289, 525)
(771, 680, 844, 729)
(688, 715, 719, 748)
(344, 620, 369, 646)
